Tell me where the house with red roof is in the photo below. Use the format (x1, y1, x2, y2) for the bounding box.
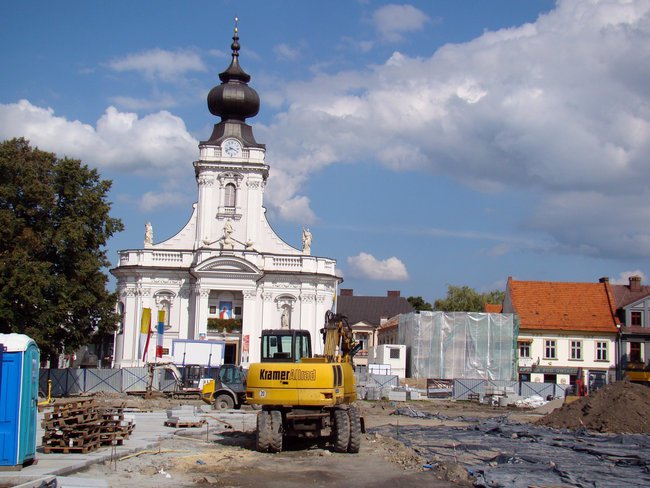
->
(607, 275, 650, 369)
(503, 277, 619, 389)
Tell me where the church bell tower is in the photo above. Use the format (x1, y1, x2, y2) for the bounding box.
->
(194, 21, 268, 251)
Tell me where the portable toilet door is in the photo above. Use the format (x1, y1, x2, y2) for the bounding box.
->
(0, 333, 40, 470)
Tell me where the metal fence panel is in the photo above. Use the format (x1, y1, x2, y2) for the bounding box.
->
(521, 381, 568, 399)
(121, 367, 148, 392)
(84, 368, 123, 393)
(39, 370, 50, 396)
(453, 379, 518, 400)
(47, 369, 70, 396)
(66, 369, 84, 395)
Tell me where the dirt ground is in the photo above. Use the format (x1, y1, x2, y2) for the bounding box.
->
(73, 382, 650, 487)
(74, 396, 539, 488)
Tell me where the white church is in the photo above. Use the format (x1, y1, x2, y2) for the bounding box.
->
(111, 27, 340, 368)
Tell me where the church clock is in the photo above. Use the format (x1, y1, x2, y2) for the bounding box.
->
(223, 139, 242, 157)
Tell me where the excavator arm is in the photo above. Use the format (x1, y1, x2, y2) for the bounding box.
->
(321, 311, 361, 363)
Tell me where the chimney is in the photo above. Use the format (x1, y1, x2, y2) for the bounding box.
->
(599, 276, 609, 283)
(340, 289, 353, 296)
(387, 291, 400, 297)
(630, 276, 642, 292)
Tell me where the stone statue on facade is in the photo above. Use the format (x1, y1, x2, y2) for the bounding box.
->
(281, 308, 290, 329)
(222, 219, 234, 250)
(302, 227, 312, 255)
(144, 222, 153, 248)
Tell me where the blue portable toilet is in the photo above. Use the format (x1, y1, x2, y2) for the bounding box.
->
(0, 333, 39, 470)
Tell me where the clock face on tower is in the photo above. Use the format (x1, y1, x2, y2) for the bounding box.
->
(222, 139, 242, 157)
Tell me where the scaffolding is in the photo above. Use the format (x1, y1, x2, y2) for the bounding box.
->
(399, 312, 516, 380)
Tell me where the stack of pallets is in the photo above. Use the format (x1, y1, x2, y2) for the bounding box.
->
(41, 399, 135, 454)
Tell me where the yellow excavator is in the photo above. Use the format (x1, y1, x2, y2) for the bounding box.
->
(246, 311, 364, 453)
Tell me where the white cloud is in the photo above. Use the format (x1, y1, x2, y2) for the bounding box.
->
(107, 48, 206, 82)
(274, 43, 301, 61)
(139, 191, 186, 212)
(0, 100, 197, 173)
(611, 270, 647, 285)
(372, 4, 430, 42)
(347, 252, 409, 280)
(110, 94, 179, 111)
(258, 0, 650, 259)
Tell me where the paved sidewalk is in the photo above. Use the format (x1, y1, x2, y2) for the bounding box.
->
(0, 409, 255, 488)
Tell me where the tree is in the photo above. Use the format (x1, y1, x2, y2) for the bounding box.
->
(407, 296, 433, 312)
(434, 285, 505, 312)
(0, 138, 124, 363)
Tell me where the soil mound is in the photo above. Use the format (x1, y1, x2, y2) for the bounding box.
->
(536, 380, 650, 433)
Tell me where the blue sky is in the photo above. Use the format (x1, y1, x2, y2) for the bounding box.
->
(2, 0, 650, 304)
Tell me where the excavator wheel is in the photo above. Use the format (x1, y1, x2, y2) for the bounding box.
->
(333, 408, 350, 453)
(213, 393, 235, 410)
(269, 410, 283, 453)
(256, 410, 273, 452)
(347, 406, 362, 453)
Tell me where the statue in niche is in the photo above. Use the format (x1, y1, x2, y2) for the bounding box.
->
(281, 308, 290, 329)
(222, 219, 234, 250)
(144, 222, 153, 247)
(302, 227, 312, 255)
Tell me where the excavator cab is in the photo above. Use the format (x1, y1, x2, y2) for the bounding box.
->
(260, 329, 312, 362)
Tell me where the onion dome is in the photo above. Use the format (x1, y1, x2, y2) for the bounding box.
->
(207, 20, 260, 122)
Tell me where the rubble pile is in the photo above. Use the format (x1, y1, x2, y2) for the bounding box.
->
(537, 380, 650, 433)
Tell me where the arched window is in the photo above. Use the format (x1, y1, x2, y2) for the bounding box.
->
(224, 183, 236, 207)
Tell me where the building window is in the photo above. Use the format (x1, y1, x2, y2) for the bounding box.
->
(544, 340, 557, 360)
(389, 347, 400, 359)
(570, 340, 582, 360)
(630, 342, 641, 363)
(596, 341, 608, 361)
(631, 311, 643, 327)
(224, 183, 236, 207)
(518, 342, 531, 358)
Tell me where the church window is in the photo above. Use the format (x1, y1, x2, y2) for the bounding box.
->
(224, 183, 236, 207)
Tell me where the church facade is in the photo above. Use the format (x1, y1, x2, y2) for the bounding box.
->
(111, 28, 340, 368)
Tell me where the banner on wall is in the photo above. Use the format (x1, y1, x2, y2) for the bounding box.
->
(156, 310, 165, 358)
(219, 301, 233, 319)
(139, 308, 152, 361)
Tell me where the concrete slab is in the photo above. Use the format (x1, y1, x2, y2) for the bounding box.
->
(0, 408, 256, 488)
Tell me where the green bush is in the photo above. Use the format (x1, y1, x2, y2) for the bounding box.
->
(207, 318, 242, 332)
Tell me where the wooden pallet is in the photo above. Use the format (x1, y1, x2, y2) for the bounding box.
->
(164, 419, 206, 428)
(43, 442, 100, 454)
(41, 402, 135, 455)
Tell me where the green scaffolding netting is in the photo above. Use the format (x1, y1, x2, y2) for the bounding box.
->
(399, 312, 516, 380)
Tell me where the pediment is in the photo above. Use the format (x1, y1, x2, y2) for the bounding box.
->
(194, 256, 262, 278)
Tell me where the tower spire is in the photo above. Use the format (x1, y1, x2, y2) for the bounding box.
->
(203, 17, 263, 147)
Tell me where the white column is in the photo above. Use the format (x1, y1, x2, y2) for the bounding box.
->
(256, 290, 275, 361)
(195, 172, 215, 247)
(192, 285, 210, 339)
(241, 288, 259, 367)
(298, 292, 318, 355)
(245, 176, 264, 245)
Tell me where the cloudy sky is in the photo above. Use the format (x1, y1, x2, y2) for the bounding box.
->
(2, 0, 650, 303)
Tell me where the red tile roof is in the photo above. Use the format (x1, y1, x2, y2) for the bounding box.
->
(507, 278, 619, 333)
(484, 303, 503, 313)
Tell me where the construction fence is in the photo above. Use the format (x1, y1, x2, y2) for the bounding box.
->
(400, 311, 517, 380)
(38, 367, 179, 397)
